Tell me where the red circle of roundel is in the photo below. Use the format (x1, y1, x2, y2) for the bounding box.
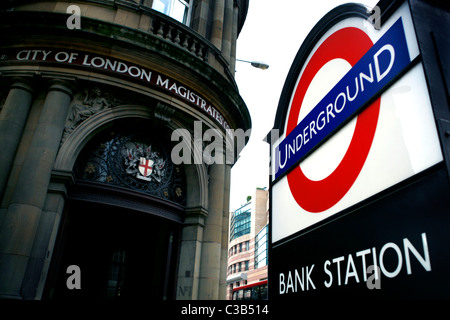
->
(286, 27, 381, 213)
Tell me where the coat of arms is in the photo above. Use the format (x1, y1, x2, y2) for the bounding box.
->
(122, 141, 166, 182)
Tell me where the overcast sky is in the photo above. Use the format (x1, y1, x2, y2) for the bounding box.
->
(230, 0, 378, 210)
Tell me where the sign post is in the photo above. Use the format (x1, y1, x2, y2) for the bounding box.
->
(269, 0, 450, 299)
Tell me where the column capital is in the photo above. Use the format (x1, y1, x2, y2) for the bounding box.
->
(47, 79, 76, 98)
(185, 206, 208, 226)
(9, 77, 34, 94)
(48, 169, 75, 199)
(185, 205, 209, 217)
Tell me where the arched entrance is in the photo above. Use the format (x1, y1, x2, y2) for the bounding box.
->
(48, 200, 181, 300)
(45, 118, 186, 300)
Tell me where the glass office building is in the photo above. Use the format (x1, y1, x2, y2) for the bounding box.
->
(230, 202, 251, 240)
(226, 188, 268, 299)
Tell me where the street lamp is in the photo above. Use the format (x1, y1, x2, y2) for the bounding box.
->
(236, 59, 269, 70)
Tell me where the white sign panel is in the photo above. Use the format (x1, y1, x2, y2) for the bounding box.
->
(271, 2, 443, 243)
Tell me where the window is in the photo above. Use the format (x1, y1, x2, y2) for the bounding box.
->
(255, 225, 268, 269)
(152, 0, 192, 25)
(107, 250, 126, 299)
(230, 203, 251, 241)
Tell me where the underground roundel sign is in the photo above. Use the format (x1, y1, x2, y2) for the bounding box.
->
(270, 3, 443, 243)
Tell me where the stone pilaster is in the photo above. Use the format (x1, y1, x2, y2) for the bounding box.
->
(176, 206, 207, 300)
(230, 5, 239, 76)
(219, 164, 231, 299)
(198, 163, 225, 299)
(191, 0, 210, 38)
(21, 170, 74, 299)
(221, 0, 233, 63)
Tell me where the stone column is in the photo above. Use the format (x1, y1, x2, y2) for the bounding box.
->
(0, 78, 34, 198)
(219, 164, 231, 299)
(198, 163, 225, 299)
(0, 80, 73, 299)
(210, 0, 225, 49)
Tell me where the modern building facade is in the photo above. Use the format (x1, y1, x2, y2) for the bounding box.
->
(226, 187, 268, 299)
(0, 0, 251, 300)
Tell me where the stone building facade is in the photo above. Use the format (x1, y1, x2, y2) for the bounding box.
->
(0, 0, 250, 300)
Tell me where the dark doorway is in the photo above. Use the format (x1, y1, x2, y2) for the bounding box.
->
(46, 200, 180, 300)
